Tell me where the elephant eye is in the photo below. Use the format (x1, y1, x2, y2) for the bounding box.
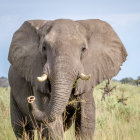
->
(80, 46, 88, 60)
(42, 44, 46, 51)
(81, 47, 86, 52)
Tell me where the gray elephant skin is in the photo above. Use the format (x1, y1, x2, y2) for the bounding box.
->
(8, 19, 127, 140)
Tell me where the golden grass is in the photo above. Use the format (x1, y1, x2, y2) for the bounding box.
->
(0, 82, 140, 140)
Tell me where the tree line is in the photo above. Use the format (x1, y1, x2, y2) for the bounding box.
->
(114, 76, 140, 86)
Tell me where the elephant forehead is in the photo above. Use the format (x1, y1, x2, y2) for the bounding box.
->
(44, 28, 84, 45)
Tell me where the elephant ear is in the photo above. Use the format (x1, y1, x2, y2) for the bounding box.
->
(8, 20, 48, 92)
(77, 19, 127, 87)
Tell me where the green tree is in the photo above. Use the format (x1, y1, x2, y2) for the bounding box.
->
(120, 77, 135, 85)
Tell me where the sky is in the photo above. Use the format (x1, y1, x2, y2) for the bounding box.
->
(0, 0, 140, 80)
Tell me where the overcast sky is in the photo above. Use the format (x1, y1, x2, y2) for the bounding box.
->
(0, 0, 140, 80)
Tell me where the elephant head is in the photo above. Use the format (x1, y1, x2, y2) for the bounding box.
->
(8, 19, 127, 122)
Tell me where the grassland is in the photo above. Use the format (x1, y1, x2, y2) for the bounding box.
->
(0, 82, 140, 140)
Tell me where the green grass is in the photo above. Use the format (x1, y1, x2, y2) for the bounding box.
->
(94, 82, 140, 140)
(0, 88, 15, 140)
(0, 82, 140, 140)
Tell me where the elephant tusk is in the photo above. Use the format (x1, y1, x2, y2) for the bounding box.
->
(27, 96, 35, 104)
(79, 73, 91, 80)
(37, 74, 47, 82)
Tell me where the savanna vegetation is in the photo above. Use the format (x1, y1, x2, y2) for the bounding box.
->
(0, 77, 9, 88)
(0, 81, 140, 140)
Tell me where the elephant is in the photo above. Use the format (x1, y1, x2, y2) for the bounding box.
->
(8, 19, 127, 140)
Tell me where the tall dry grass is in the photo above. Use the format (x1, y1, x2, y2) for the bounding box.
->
(94, 81, 140, 140)
(0, 82, 140, 140)
(0, 88, 15, 140)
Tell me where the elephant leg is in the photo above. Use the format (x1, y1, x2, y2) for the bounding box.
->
(27, 131, 34, 140)
(10, 89, 35, 140)
(39, 127, 53, 140)
(25, 125, 35, 140)
(75, 91, 95, 140)
(42, 116, 64, 140)
(36, 123, 51, 140)
(63, 105, 77, 131)
(10, 90, 25, 139)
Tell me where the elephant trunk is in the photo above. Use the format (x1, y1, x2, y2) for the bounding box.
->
(46, 56, 77, 121)
(47, 76, 75, 121)
(28, 56, 77, 122)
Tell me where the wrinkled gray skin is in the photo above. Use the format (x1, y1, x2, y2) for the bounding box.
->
(8, 19, 127, 140)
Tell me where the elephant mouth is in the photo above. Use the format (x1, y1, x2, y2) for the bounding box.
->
(47, 80, 52, 94)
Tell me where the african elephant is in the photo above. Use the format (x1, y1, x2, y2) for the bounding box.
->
(8, 19, 127, 140)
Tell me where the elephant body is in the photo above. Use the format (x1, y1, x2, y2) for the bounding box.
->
(8, 19, 127, 140)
